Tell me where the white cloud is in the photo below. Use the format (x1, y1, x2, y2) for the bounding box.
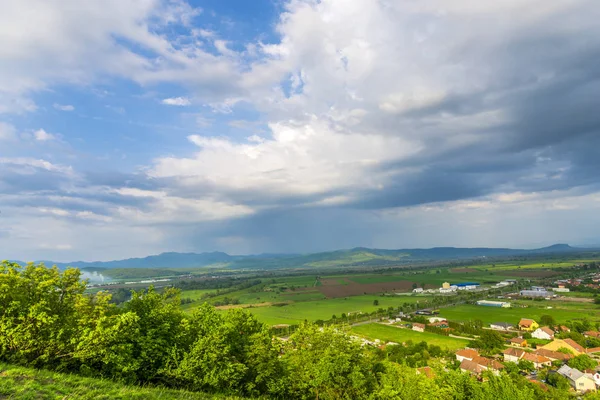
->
(53, 103, 74, 111)
(161, 97, 192, 106)
(33, 129, 55, 141)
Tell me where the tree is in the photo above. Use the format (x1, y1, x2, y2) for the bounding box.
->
(282, 324, 379, 399)
(546, 372, 571, 390)
(503, 362, 520, 374)
(518, 360, 535, 372)
(540, 315, 556, 326)
(568, 354, 597, 371)
(471, 330, 505, 353)
(373, 299, 379, 306)
(412, 283, 418, 289)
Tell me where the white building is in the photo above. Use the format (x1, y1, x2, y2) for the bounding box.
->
(553, 287, 570, 293)
(413, 287, 424, 293)
(532, 327, 555, 340)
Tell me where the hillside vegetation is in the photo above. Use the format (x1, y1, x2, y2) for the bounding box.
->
(0, 363, 237, 399)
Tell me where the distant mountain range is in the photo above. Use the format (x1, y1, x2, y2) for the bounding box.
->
(14, 243, 595, 272)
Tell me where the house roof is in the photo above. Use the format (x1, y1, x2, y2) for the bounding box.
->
(522, 352, 551, 364)
(557, 325, 570, 332)
(492, 322, 513, 328)
(584, 331, 600, 338)
(460, 359, 485, 374)
(586, 347, 600, 354)
(456, 348, 479, 359)
(563, 338, 585, 353)
(503, 347, 526, 358)
(472, 356, 504, 370)
(539, 327, 555, 336)
(413, 323, 425, 328)
(558, 365, 587, 382)
(511, 337, 527, 344)
(534, 348, 572, 361)
(519, 318, 536, 327)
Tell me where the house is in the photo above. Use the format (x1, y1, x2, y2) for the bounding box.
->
(591, 372, 600, 387)
(412, 323, 425, 332)
(521, 352, 552, 369)
(557, 365, 597, 392)
(456, 348, 479, 362)
(460, 359, 485, 375)
(518, 318, 539, 331)
(413, 287, 424, 293)
(510, 337, 528, 347)
(534, 348, 572, 362)
(471, 356, 505, 375)
(540, 339, 584, 355)
(491, 322, 514, 331)
(430, 321, 449, 329)
(503, 347, 526, 363)
(587, 347, 600, 354)
(584, 331, 600, 338)
(476, 300, 511, 308)
(556, 325, 571, 333)
(429, 317, 446, 323)
(532, 327, 555, 340)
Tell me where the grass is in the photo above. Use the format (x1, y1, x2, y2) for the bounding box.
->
(244, 295, 422, 326)
(351, 323, 470, 350)
(438, 303, 600, 325)
(0, 363, 241, 400)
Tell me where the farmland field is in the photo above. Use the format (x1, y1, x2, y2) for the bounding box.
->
(351, 323, 470, 350)
(438, 303, 600, 325)
(243, 295, 422, 325)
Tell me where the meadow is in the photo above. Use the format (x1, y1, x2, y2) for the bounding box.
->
(243, 295, 422, 325)
(351, 323, 470, 350)
(0, 363, 239, 400)
(437, 302, 600, 325)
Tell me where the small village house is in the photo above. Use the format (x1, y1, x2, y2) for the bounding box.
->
(412, 323, 425, 332)
(558, 365, 597, 393)
(532, 326, 555, 340)
(540, 339, 584, 355)
(584, 331, 600, 338)
(503, 347, 526, 363)
(510, 337, 528, 347)
(518, 318, 539, 331)
(521, 352, 552, 369)
(456, 348, 479, 362)
(534, 348, 572, 362)
(490, 322, 513, 331)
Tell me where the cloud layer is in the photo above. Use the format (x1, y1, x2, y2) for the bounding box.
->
(1, 0, 599, 261)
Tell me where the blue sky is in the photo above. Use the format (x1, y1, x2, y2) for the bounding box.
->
(1, 0, 600, 261)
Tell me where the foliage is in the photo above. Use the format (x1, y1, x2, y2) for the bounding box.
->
(517, 360, 535, 372)
(568, 354, 597, 371)
(470, 330, 505, 354)
(540, 315, 556, 326)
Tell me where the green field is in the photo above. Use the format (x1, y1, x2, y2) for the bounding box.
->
(351, 323, 470, 350)
(243, 295, 422, 325)
(0, 363, 239, 400)
(438, 302, 600, 325)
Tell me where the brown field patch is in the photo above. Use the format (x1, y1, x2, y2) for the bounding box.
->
(317, 281, 431, 298)
(499, 270, 561, 278)
(283, 286, 317, 293)
(450, 268, 479, 273)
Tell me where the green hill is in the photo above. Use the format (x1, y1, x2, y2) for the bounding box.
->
(0, 363, 244, 400)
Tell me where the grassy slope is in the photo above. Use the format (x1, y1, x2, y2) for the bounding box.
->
(0, 363, 242, 400)
(351, 323, 470, 350)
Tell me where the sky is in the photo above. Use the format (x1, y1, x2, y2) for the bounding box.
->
(1, 0, 600, 262)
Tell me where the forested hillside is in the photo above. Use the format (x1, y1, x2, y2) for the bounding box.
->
(0, 261, 595, 399)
